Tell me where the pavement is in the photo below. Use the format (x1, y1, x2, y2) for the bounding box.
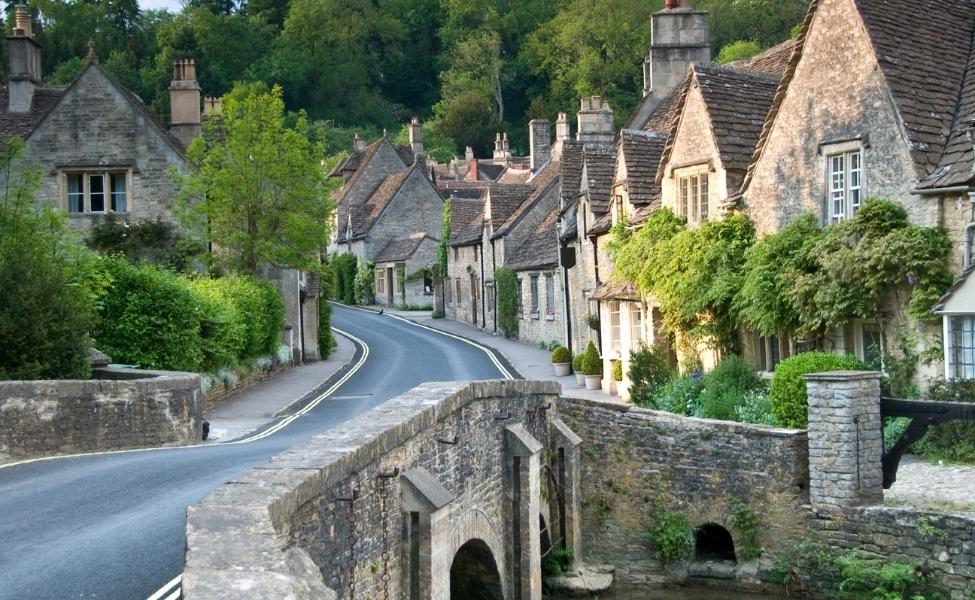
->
(367, 306, 624, 404)
(204, 332, 356, 442)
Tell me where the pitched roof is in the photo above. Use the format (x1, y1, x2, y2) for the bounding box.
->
(497, 166, 532, 184)
(640, 75, 690, 135)
(329, 149, 364, 177)
(449, 197, 486, 246)
(0, 86, 67, 138)
(440, 181, 489, 201)
(587, 212, 612, 237)
(493, 160, 561, 239)
(618, 129, 666, 206)
(333, 137, 407, 204)
(560, 140, 584, 206)
(506, 205, 560, 271)
(374, 233, 432, 263)
(590, 280, 639, 301)
(730, 38, 797, 77)
(341, 165, 429, 242)
(486, 183, 534, 232)
(582, 144, 617, 216)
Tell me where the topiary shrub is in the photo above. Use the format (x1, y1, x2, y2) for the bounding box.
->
(580, 341, 602, 376)
(612, 359, 623, 382)
(572, 353, 584, 374)
(551, 346, 571, 364)
(770, 352, 866, 428)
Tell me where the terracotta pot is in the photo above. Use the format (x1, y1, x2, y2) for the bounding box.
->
(553, 362, 571, 377)
(584, 375, 602, 390)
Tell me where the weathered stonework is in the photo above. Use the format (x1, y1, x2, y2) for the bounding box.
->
(0, 368, 201, 463)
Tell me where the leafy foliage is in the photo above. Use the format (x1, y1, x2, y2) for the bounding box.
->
(715, 40, 764, 64)
(914, 379, 975, 463)
(0, 138, 92, 380)
(437, 198, 451, 280)
(495, 267, 519, 338)
(627, 344, 676, 407)
(729, 501, 762, 560)
(612, 359, 623, 382)
(697, 354, 765, 421)
(580, 341, 602, 376)
(541, 548, 574, 577)
(572, 353, 585, 374)
(179, 83, 331, 275)
(770, 352, 867, 428)
(354, 261, 375, 305)
(551, 346, 571, 364)
(643, 509, 695, 564)
(190, 278, 247, 372)
(332, 253, 358, 305)
(87, 215, 202, 270)
(319, 264, 336, 358)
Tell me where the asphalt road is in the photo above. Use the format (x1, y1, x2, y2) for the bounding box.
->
(0, 305, 506, 600)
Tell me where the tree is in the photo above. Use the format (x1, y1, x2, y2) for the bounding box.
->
(179, 83, 332, 275)
(0, 137, 92, 380)
(715, 40, 763, 65)
(433, 92, 500, 157)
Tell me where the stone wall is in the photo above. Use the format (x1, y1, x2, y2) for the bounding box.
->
(557, 395, 810, 586)
(183, 380, 569, 600)
(0, 368, 201, 463)
(514, 267, 564, 348)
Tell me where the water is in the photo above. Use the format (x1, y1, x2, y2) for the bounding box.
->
(597, 587, 790, 599)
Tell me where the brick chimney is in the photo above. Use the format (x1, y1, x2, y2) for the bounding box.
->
(631, 0, 709, 127)
(169, 59, 201, 147)
(353, 132, 367, 152)
(468, 158, 479, 181)
(409, 116, 424, 158)
(577, 96, 614, 147)
(7, 5, 42, 114)
(529, 119, 551, 172)
(203, 96, 222, 117)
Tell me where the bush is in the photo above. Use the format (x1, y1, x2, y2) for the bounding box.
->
(734, 391, 776, 425)
(612, 359, 623, 382)
(650, 375, 704, 415)
(770, 352, 866, 428)
(332, 253, 358, 304)
(580, 341, 602, 375)
(87, 215, 202, 271)
(319, 265, 336, 358)
(219, 277, 284, 360)
(551, 346, 571, 364)
(643, 509, 694, 564)
(353, 261, 375, 304)
(495, 267, 519, 338)
(628, 344, 675, 406)
(914, 379, 975, 463)
(572, 353, 584, 374)
(191, 279, 247, 372)
(94, 258, 204, 371)
(698, 354, 765, 421)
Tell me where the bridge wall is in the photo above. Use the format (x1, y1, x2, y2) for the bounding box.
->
(182, 380, 565, 600)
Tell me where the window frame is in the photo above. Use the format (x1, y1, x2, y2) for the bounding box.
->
(949, 315, 975, 379)
(545, 273, 555, 318)
(62, 169, 132, 216)
(823, 143, 863, 224)
(609, 301, 622, 355)
(675, 166, 709, 226)
(530, 273, 540, 317)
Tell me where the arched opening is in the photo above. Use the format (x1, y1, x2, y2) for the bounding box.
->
(695, 523, 737, 562)
(450, 539, 504, 600)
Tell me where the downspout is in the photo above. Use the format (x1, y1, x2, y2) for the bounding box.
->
(561, 241, 573, 354)
(491, 238, 498, 333)
(480, 238, 487, 329)
(591, 233, 602, 355)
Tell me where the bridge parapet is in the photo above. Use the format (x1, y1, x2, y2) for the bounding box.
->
(183, 380, 579, 600)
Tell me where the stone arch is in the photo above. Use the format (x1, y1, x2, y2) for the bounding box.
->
(694, 522, 737, 562)
(450, 538, 504, 600)
(433, 508, 508, 600)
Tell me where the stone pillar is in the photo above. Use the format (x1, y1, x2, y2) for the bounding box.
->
(401, 468, 454, 600)
(804, 371, 884, 507)
(505, 423, 543, 600)
(551, 418, 583, 564)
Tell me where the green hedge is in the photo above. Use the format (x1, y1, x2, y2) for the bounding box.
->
(191, 279, 247, 372)
(333, 253, 358, 304)
(495, 267, 519, 338)
(770, 352, 866, 428)
(217, 277, 284, 359)
(319, 264, 336, 358)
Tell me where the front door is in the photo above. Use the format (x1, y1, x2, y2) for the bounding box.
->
(387, 268, 394, 306)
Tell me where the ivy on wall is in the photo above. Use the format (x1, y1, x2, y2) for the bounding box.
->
(495, 267, 519, 338)
(437, 197, 451, 280)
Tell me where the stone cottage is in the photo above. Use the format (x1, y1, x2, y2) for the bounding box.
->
(741, 0, 975, 378)
(329, 120, 444, 308)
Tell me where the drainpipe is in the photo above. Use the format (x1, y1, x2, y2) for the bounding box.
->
(562, 243, 573, 354)
(491, 238, 498, 333)
(591, 234, 602, 355)
(480, 238, 487, 329)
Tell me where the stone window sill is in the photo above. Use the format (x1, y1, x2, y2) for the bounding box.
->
(545, 314, 555, 321)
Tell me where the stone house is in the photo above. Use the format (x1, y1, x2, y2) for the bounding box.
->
(740, 0, 975, 378)
(329, 121, 444, 308)
(0, 7, 321, 363)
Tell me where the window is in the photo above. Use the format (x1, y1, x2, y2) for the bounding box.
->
(677, 172, 708, 225)
(613, 194, 624, 223)
(530, 274, 540, 315)
(473, 245, 479, 263)
(629, 303, 642, 350)
(827, 150, 862, 223)
(756, 334, 784, 371)
(65, 171, 129, 214)
(607, 301, 621, 354)
(545, 274, 555, 317)
(453, 247, 459, 261)
(455, 278, 462, 304)
(423, 271, 433, 295)
(486, 282, 495, 314)
(950, 316, 975, 379)
(376, 269, 385, 295)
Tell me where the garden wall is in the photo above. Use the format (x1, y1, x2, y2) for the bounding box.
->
(0, 368, 201, 463)
(558, 395, 810, 586)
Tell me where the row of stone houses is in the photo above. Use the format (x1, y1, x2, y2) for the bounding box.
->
(2, 5, 320, 363)
(438, 0, 975, 398)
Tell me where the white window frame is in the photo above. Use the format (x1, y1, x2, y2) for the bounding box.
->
(610, 301, 622, 355)
(628, 303, 643, 353)
(823, 142, 863, 224)
(947, 315, 975, 379)
(675, 166, 709, 225)
(62, 169, 132, 215)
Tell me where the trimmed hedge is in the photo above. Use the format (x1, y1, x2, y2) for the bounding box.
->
(218, 277, 284, 359)
(191, 279, 247, 372)
(551, 346, 571, 363)
(580, 341, 602, 375)
(770, 352, 866, 428)
(333, 253, 358, 305)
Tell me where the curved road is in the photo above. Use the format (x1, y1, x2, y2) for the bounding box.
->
(0, 306, 507, 600)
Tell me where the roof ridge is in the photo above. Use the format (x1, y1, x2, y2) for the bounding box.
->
(694, 62, 782, 83)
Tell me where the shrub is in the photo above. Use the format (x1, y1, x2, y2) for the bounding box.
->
(353, 261, 375, 304)
(495, 267, 519, 338)
(770, 352, 866, 428)
(572, 353, 584, 374)
(87, 215, 202, 270)
(191, 279, 247, 372)
(628, 344, 676, 407)
(319, 265, 336, 358)
(643, 509, 694, 564)
(220, 277, 284, 360)
(551, 346, 571, 364)
(698, 354, 765, 421)
(914, 379, 975, 463)
(612, 359, 623, 382)
(580, 341, 602, 375)
(650, 375, 703, 415)
(734, 391, 776, 425)
(332, 253, 358, 304)
(541, 548, 573, 577)
(94, 258, 204, 371)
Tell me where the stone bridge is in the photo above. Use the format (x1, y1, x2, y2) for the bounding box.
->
(182, 380, 582, 600)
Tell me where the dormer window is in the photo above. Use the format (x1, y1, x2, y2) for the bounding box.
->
(63, 170, 129, 214)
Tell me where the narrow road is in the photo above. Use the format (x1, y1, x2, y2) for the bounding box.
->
(0, 305, 507, 600)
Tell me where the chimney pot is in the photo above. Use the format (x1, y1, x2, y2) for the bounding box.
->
(353, 132, 367, 152)
(14, 5, 31, 37)
(465, 146, 474, 161)
(665, 0, 678, 8)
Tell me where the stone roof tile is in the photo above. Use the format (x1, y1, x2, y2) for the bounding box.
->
(506, 205, 560, 271)
(619, 129, 666, 205)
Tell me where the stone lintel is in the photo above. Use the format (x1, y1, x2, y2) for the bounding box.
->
(551, 418, 582, 448)
(505, 423, 543, 457)
(401, 467, 453, 513)
(803, 370, 883, 382)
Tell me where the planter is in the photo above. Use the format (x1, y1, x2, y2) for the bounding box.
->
(575, 373, 586, 386)
(617, 379, 630, 401)
(584, 374, 602, 390)
(553, 362, 571, 377)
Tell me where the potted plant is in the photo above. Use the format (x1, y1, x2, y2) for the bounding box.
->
(611, 360, 623, 396)
(583, 311, 600, 331)
(572, 354, 586, 385)
(551, 346, 572, 376)
(580, 342, 603, 390)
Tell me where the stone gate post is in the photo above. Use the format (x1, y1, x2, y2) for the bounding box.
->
(551, 418, 583, 564)
(505, 423, 543, 600)
(803, 371, 884, 507)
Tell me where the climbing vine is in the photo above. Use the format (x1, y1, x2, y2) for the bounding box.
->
(437, 197, 451, 281)
(495, 267, 519, 338)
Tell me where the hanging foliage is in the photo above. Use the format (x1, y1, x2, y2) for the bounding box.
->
(495, 267, 519, 338)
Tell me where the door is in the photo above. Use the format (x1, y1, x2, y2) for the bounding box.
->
(387, 268, 394, 306)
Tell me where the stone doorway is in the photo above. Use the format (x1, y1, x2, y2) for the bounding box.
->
(450, 539, 504, 600)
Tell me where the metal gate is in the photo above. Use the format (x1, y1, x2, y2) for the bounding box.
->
(880, 397, 975, 488)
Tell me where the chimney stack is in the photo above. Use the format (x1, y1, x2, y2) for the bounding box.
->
(203, 96, 222, 117)
(465, 146, 474, 161)
(409, 116, 424, 157)
(7, 5, 42, 114)
(169, 59, 202, 148)
(555, 113, 571, 143)
(468, 158, 479, 182)
(493, 132, 511, 164)
(577, 96, 615, 147)
(353, 132, 367, 153)
(529, 119, 551, 172)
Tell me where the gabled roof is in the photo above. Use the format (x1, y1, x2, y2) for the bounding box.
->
(582, 144, 617, 216)
(493, 160, 561, 240)
(486, 183, 534, 232)
(340, 165, 432, 242)
(449, 197, 487, 247)
(729, 38, 797, 77)
(440, 181, 489, 201)
(618, 129, 666, 206)
(933, 264, 975, 313)
(333, 137, 409, 204)
(497, 166, 532, 184)
(374, 233, 434, 263)
(506, 205, 560, 271)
